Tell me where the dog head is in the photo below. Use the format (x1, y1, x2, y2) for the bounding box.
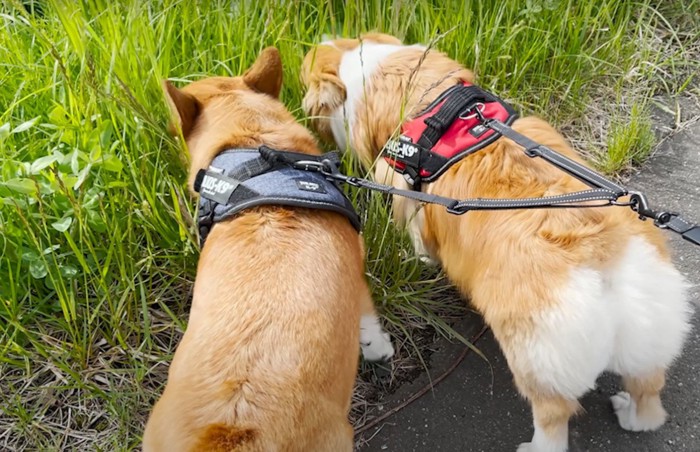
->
(164, 47, 283, 140)
(164, 47, 318, 190)
(301, 33, 404, 144)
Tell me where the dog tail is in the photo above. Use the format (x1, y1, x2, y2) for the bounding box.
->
(194, 424, 258, 451)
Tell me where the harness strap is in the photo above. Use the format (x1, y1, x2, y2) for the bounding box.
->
(228, 155, 273, 181)
(194, 150, 269, 194)
(259, 145, 342, 171)
(194, 149, 274, 244)
(484, 119, 627, 196)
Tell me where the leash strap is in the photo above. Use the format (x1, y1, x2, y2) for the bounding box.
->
(483, 119, 628, 196)
(269, 153, 622, 214)
(623, 192, 700, 245)
(451, 189, 619, 211)
(342, 176, 618, 214)
(666, 216, 700, 245)
(257, 137, 700, 246)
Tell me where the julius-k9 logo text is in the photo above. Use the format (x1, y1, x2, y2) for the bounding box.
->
(201, 174, 235, 195)
(385, 136, 420, 159)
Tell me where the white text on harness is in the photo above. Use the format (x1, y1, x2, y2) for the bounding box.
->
(384, 137, 420, 160)
(201, 175, 235, 195)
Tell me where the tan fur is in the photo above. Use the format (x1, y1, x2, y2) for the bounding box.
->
(144, 47, 378, 452)
(302, 33, 675, 448)
(530, 396, 581, 443)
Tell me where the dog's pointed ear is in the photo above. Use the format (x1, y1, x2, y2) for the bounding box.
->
(162, 80, 200, 138)
(243, 47, 283, 98)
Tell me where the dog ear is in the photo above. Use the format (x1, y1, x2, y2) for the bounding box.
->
(162, 80, 200, 138)
(243, 47, 283, 98)
(302, 71, 346, 114)
(301, 71, 346, 145)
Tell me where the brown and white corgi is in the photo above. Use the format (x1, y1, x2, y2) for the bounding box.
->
(301, 34, 692, 452)
(143, 47, 393, 452)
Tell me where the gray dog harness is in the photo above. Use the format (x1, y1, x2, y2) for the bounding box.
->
(193, 148, 361, 245)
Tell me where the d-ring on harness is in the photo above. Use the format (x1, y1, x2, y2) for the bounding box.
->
(259, 83, 700, 247)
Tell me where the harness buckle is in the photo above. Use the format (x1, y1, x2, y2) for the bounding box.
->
(292, 160, 327, 173)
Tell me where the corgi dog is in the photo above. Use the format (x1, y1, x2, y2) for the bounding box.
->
(143, 48, 394, 452)
(300, 34, 693, 452)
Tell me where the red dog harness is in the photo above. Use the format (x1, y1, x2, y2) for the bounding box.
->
(382, 82, 518, 188)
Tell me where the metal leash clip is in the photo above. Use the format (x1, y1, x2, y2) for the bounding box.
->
(628, 191, 676, 227)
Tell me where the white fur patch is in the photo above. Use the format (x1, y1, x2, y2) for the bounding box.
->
(605, 236, 692, 376)
(505, 237, 691, 402)
(506, 266, 614, 400)
(360, 314, 395, 362)
(332, 42, 425, 150)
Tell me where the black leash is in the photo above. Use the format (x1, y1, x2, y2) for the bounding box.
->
(484, 118, 627, 196)
(257, 127, 700, 247)
(479, 116, 700, 246)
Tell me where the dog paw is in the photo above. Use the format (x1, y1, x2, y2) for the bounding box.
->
(517, 441, 567, 452)
(612, 392, 640, 431)
(419, 254, 438, 266)
(611, 391, 666, 432)
(360, 315, 395, 362)
(361, 330, 394, 362)
(611, 391, 632, 411)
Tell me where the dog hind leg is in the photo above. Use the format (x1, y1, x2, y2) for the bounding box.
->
(517, 395, 579, 452)
(611, 369, 667, 432)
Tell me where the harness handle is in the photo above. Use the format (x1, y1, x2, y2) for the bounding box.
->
(417, 85, 496, 150)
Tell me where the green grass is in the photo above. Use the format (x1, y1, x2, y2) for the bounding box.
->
(603, 102, 656, 174)
(0, 0, 698, 449)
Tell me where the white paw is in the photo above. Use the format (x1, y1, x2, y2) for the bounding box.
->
(419, 254, 438, 266)
(516, 441, 567, 452)
(611, 391, 632, 412)
(611, 392, 638, 431)
(361, 330, 394, 362)
(360, 315, 395, 362)
(611, 391, 666, 432)
(517, 443, 533, 452)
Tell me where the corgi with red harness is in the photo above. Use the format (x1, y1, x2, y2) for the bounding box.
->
(301, 33, 693, 452)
